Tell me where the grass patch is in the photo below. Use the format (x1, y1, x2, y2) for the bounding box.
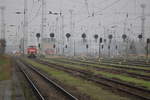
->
(0, 56, 7, 65)
(48, 58, 150, 76)
(56, 57, 150, 71)
(103, 63, 150, 70)
(84, 60, 150, 70)
(42, 58, 150, 89)
(94, 71, 150, 89)
(0, 56, 12, 81)
(24, 58, 130, 100)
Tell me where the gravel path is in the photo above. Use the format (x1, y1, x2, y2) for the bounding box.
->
(0, 80, 12, 100)
(12, 65, 25, 100)
(0, 62, 25, 100)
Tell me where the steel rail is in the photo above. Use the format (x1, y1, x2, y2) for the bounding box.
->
(45, 59, 150, 81)
(37, 59, 150, 100)
(16, 61, 45, 100)
(20, 59, 78, 100)
(69, 59, 150, 73)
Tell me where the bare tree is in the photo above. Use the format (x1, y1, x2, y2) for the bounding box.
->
(0, 39, 6, 54)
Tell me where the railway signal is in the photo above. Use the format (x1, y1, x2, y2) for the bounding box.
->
(108, 34, 113, 57)
(53, 44, 56, 48)
(122, 34, 127, 42)
(82, 33, 86, 42)
(66, 33, 71, 41)
(122, 34, 128, 59)
(99, 37, 103, 59)
(36, 33, 41, 48)
(50, 33, 55, 41)
(36, 33, 40, 40)
(104, 39, 107, 43)
(147, 38, 150, 44)
(138, 34, 143, 40)
(86, 44, 89, 56)
(102, 45, 104, 49)
(36, 33, 41, 55)
(146, 38, 150, 61)
(99, 37, 103, 43)
(86, 44, 89, 49)
(50, 33, 55, 38)
(115, 45, 118, 50)
(108, 34, 113, 40)
(94, 34, 98, 42)
(108, 45, 110, 49)
(65, 45, 68, 48)
(38, 44, 40, 48)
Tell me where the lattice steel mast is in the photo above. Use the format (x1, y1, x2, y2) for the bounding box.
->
(141, 4, 146, 41)
(41, 0, 46, 54)
(23, 0, 28, 54)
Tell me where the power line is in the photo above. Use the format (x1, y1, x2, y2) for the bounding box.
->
(28, 4, 42, 24)
(95, 0, 121, 14)
(28, 0, 41, 24)
(84, 0, 90, 16)
(75, 0, 122, 23)
(91, 0, 110, 10)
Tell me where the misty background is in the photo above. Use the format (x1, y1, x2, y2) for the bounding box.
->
(0, 0, 150, 56)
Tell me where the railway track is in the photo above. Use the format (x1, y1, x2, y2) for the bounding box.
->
(35, 59, 150, 100)
(45, 59, 150, 81)
(68, 58, 150, 73)
(15, 60, 45, 100)
(101, 60, 150, 67)
(15, 59, 78, 100)
(70, 57, 150, 67)
(83, 58, 150, 67)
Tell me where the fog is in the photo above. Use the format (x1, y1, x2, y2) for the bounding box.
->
(0, 0, 150, 57)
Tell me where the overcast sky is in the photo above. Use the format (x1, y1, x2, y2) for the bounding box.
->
(0, 0, 150, 46)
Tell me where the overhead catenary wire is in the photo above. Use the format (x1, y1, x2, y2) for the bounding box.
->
(84, 0, 90, 16)
(75, 0, 150, 26)
(28, 0, 42, 24)
(28, 4, 42, 24)
(29, 0, 40, 20)
(30, 0, 35, 15)
(95, 0, 121, 14)
(75, 0, 125, 24)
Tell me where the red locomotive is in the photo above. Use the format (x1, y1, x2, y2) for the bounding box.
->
(27, 46, 37, 58)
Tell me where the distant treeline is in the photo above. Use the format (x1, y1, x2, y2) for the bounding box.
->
(0, 39, 6, 54)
